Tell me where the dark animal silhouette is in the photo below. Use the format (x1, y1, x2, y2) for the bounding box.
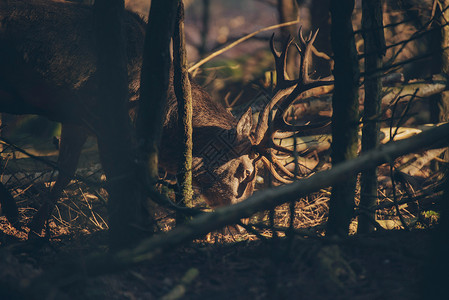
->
(0, 0, 332, 233)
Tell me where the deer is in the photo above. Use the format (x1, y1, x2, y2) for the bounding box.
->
(0, 0, 333, 234)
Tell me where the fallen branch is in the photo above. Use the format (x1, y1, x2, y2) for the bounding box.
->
(286, 74, 447, 117)
(115, 123, 449, 261)
(30, 122, 449, 289)
(275, 124, 445, 159)
(381, 74, 447, 105)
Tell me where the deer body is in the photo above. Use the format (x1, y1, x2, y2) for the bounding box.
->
(0, 0, 256, 214)
(0, 1, 332, 232)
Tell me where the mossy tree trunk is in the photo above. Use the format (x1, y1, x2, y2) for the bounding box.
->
(358, 0, 385, 234)
(326, 0, 360, 237)
(173, 0, 194, 214)
(93, 0, 150, 248)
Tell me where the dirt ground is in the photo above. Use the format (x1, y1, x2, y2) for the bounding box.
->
(0, 217, 443, 300)
(0, 143, 446, 300)
(0, 170, 446, 300)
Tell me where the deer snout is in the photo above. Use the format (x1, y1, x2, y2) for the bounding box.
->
(235, 160, 254, 184)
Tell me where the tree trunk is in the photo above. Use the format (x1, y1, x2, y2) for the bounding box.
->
(199, 0, 210, 57)
(358, 0, 385, 234)
(93, 0, 150, 249)
(432, 0, 449, 163)
(277, 0, 298, 78)
(173, 1, 194, 214)
(309, 0, 332, 77)
(326, 0, 360, 237)
(423, 169, 449, 298)
(135, 0, 178, 182)
(0, 183, 19, 226)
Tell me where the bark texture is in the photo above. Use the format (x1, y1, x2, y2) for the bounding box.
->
(327, 0, 360, 237)
(173, 1, 194, 209)
(358, 0, 385, 233)
(277, 0, 298, 78)
(93, 0, 150, 248)
(309, 0, 332, 77)
(436, 0, 449, 162)
(136, 0, 178, 181)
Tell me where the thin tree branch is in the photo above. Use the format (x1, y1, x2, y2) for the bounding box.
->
(188, 18, 300, 72)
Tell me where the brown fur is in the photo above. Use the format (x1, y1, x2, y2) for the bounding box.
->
(0, 0, 257, 209)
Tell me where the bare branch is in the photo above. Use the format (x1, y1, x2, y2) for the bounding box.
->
(188, 18, 300, 72)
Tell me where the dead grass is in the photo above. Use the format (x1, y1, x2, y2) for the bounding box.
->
(0, 145, 443, 244)
(0, 145, 445, 300)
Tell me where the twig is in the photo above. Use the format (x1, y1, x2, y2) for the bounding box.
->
(0, 138, 58, 169)
(360, 22, 449, 60)
(392, 89, 419, 137)
(362, 46, 449, 77)
(188, 18, 300, 72)
(237, 221, 270, 242)
(250, 222, 324, 238)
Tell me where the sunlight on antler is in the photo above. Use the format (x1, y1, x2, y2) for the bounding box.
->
(252, 28, 334, 184)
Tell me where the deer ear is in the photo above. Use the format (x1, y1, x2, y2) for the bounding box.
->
(236, 107, 252, 138)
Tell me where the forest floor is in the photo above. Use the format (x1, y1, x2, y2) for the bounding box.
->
(0, 216, 442, 300)
(0, 171, 445, 300)
(1, 2, 447, 299)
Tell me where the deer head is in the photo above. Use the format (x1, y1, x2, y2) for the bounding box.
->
(190, 108, 257, 207)
(190, 28, 334, 208)
(249, 28, 334, 185)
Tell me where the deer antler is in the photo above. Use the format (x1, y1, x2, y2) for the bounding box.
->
(253, 27, 334, 183)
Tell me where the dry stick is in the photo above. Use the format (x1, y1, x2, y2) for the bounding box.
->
(251, 222, 324, 238)
(392, 90, 419, 138)
(374, 190, 443, 211)
(0, 137, 103, 188)
(0, 138, 58, 169)
(237, 221, 270, 242)
(362, 46, 449, 78)
(289, 109, 298, 234)
(188, 18, 300, 72)
(360, 22, 449, 60)
(388, 90, 420, 230)
(385, 4, 449, 66)
(268, 109, 277, 238)
(389, 165, 410, 230)
(354, 18, 413, 35)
